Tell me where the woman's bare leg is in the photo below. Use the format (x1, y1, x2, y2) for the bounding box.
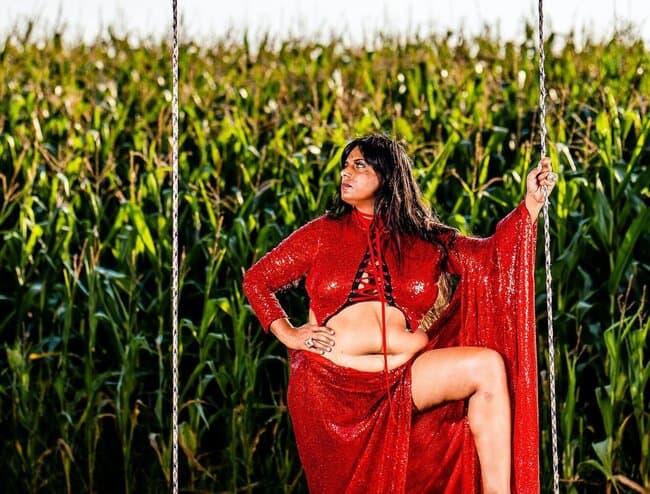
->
(411, 347, 511, 494)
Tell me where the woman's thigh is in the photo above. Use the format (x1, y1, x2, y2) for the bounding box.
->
(410, 346, 505, 411)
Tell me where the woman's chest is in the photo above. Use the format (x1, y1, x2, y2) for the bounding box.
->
(305, 234, 443, 311)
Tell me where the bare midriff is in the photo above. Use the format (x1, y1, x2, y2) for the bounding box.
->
(309, 301, 429, 372)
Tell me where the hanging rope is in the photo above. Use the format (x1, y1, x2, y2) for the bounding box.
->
(171, 0, 180, 493)
(537, 1, 560, 493)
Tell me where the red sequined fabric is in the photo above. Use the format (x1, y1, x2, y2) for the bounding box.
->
(243, 201, 539, 493)
(243, 209, 446, 332)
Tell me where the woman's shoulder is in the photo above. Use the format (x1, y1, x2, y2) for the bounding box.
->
(307, 212, 348, 229)
(410, 221, 459, 248)
(288, 213, 346, 237)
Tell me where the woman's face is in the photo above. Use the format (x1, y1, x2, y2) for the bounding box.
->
(340, 146, 381, 214)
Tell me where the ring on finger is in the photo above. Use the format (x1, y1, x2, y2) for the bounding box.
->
(305, 337, 315, 349)
(547, 171, 558, 183)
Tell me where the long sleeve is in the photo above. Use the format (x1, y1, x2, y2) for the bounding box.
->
(411, 199, 540, 493)
(454, 199, 540, 492)
(243, 217, 323, 331)
(446, 200, 536, 276)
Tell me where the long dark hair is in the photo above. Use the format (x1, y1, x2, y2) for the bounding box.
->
(327, 134, 458, 327)
(327, 134, 456, 251)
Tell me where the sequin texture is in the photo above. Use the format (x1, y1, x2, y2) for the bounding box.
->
(243, 213, 445, 331)
(243, 201, 540, 493)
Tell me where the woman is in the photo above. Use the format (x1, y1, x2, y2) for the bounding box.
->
(243, 134, 557, 494)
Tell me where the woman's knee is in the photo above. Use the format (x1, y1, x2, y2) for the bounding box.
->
(474, 349, 507, 389)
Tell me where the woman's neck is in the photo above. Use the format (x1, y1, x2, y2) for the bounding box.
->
(352, 207, 376, 230)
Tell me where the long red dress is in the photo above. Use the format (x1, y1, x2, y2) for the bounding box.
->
(243, 201, 539, 493)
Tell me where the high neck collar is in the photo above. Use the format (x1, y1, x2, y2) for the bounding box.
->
(352, 208, 375, 228)
(351, 208, 388, 237)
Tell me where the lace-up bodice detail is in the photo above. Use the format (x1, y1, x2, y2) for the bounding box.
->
(345, 214, 396, 307)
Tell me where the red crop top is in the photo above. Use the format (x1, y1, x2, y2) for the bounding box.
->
(243, 200, 533, 333)
(243, 209, 453, 333)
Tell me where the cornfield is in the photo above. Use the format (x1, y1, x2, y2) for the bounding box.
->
(0, 22, 648, 493)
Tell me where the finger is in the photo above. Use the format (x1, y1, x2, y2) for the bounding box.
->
(313, 326, 335, 336)
(309, 337, 333, 354)
(303, 336, 330, 353)
(542, 171, 558, 184)
(530, 169, 546, 185)
(536, 157, 551, 172)
(535, 169, 558, 186)
(312, 335, 335, 347)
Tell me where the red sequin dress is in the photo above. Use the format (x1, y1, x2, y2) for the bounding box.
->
(243, 201, 539, 493)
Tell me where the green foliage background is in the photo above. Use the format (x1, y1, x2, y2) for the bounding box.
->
(0, 24, 648, 493)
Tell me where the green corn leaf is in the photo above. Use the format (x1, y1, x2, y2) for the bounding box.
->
(609, 206, 650, 293)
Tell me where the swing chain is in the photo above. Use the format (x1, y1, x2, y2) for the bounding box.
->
(171, 0, 180, 492)
(538, 0, 560, 492)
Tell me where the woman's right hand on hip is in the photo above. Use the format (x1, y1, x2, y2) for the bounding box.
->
(270, 318, 336, 354)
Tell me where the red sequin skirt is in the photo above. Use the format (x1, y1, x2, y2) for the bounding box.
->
(287, 349, 480, 494)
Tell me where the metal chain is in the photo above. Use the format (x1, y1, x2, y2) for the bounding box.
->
(538, 0, 560, 492)
(171, 0, 180, 493)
